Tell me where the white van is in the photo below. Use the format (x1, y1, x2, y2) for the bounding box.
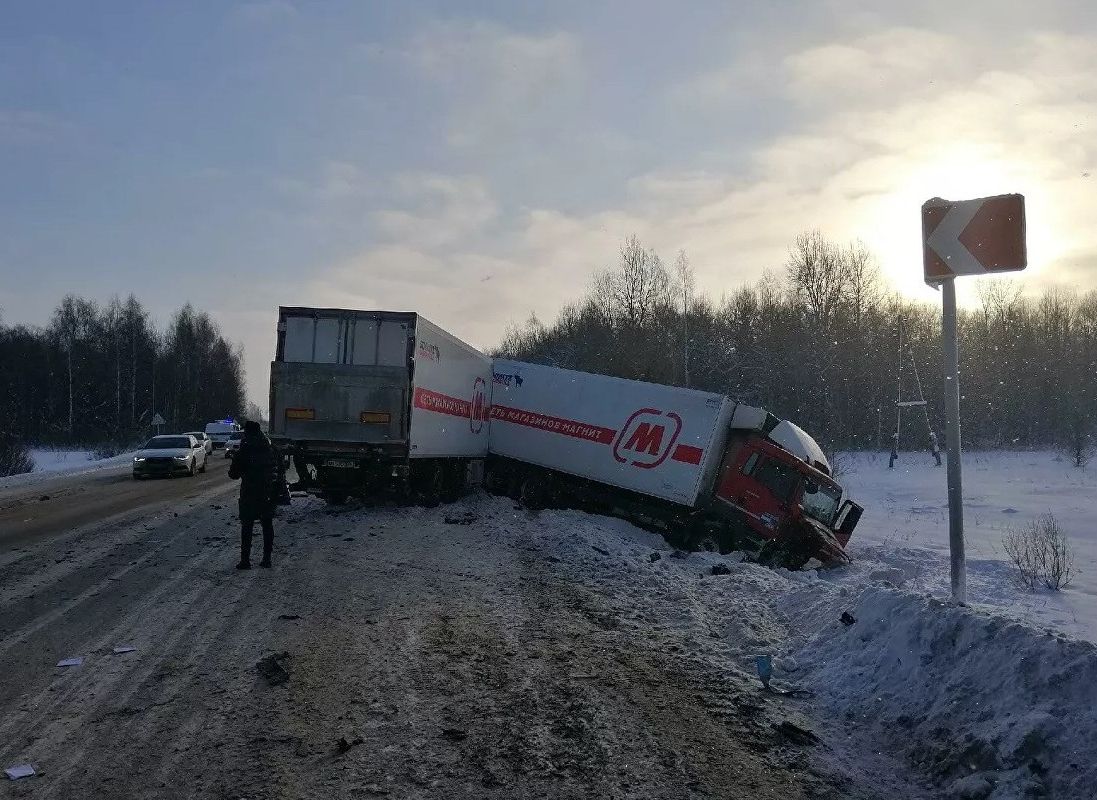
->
(204, 421, 241, 449)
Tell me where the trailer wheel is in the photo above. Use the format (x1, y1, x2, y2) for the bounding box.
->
(519, 473, 551, 511)
(415, 463, 443, 508)
(483, 466, 507, 496)
(440, 461, 464, 504)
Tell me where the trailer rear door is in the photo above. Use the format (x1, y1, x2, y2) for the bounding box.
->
(270, 308, 413, 445)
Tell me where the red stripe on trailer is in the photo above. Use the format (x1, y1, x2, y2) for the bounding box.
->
(670, 444, 703, 465)
(414, 387, 477, 419)
(490, 404, 617, 445)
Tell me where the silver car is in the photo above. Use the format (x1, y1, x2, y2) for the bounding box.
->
(133, 435, 209, 479)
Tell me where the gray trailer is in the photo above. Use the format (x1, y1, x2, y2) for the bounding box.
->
(269, 307, 491, 503)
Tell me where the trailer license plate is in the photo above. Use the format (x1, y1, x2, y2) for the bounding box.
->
(323, 459, 357, 469)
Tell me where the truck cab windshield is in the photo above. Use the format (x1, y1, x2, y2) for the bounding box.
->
(801, 479, 842, 526)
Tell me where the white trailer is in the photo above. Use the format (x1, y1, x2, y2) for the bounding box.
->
(487, 359, 860, 566)
(269, 308, 490, 502)
(489, 359, 735, 506)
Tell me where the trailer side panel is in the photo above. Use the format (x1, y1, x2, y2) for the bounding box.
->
(488, 359, 730, 507)
(408, 317, 492, 459)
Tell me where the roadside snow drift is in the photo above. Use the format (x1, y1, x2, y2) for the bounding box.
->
(783, 582, 1097, 800)
(515, 494, 1097, 800)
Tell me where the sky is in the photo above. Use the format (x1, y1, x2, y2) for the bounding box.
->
(2, 0, 1095, 404)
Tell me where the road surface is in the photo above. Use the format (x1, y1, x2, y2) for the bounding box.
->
(0, 455, 234, 551)
(0, 470, 913, 799)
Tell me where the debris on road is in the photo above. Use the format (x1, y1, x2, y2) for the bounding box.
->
(255, 652, 290, 686)
(439, 727, 467, 742)
(38, 495, 49, 502)
(755, 655, 772, 689)
(710, 563, 731, 576)
(840, 611, 857, 626)
(56, 656, 84, 667)
(277, 614, 301, 621)
(4, 764, 35, 780)
(112, 646, 137, 654)
(335, 736, 363, 754)
(591, 545, 610, 556)
(649, 551, 662, 562)
(773, 720, 819, 746)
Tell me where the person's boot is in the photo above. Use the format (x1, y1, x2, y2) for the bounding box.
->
(259, 551, 272, 568)
(237, 542, 251, 570)
(236, 559, 251, 570)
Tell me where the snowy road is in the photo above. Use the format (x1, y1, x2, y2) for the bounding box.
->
(0, 457, 233, 552)
(0, 489, 917, 799)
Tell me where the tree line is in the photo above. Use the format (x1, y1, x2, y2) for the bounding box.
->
(0, 294, 247, 454)
(496, 233, 1097, 457)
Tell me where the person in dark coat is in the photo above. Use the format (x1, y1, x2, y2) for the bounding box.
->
(888, 431, 899, 469)
(228, 420, 281, 569)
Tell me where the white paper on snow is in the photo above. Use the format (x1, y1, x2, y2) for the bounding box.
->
(4, 764, 35, 780)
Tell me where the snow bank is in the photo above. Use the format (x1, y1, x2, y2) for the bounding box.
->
(783, 583, 1097, 800)
(0, 450, 133, 490)
(29, 449, 96, 471)
(500, 491, 1097, 800)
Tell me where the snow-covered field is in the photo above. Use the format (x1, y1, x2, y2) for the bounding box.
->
(0, 449, 133, 490)
(838, 450, 1097, 643)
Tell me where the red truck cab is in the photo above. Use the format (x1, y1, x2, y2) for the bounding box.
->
(713, 434, 861, 558)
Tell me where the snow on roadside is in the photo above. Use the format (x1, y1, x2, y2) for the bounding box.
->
(0, 450, 134, 490)
(486, 492, 1097, 800)
(782, 579, 1097, 800)
(838, 451, 1097, 643)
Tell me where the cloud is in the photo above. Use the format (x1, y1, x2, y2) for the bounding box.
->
(402, 20, 584, 150)
(234, 17, 1097, 403)
(372, 173, 498, 248)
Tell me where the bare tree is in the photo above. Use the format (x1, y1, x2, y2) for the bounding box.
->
(786, 230, 846, 328)
(674, 249, 695, 387)
(596, 235, 671, 328)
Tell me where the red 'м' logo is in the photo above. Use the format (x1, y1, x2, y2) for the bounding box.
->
(612, 409, 683, 469)
(469, 377, 487, 434)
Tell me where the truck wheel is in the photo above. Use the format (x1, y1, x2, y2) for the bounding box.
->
(519, 475, 546, 511)
(416, 463, 443, 508)
(440, 461, 464, 504)
(483, 467, 507, 496)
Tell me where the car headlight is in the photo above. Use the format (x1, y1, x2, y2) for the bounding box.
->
(173, 455, 188, 461)
(134, 457, 145, 462)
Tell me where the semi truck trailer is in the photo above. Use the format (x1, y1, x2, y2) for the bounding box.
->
(487, 359, 861, 567)
(268, 307, 491, 504)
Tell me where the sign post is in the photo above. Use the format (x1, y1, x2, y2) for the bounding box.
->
(922, 193, 1027, 604)
(150, 412, 166, 436)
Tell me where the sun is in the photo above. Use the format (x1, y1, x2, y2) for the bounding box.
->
(857, 144, 1065, 304)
